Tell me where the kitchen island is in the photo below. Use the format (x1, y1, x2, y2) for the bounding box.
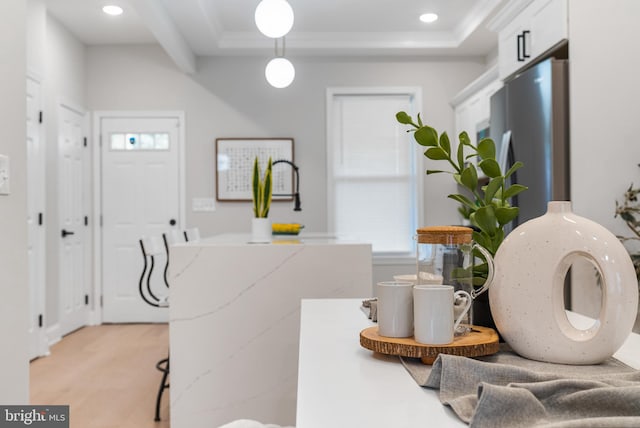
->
(168, 234, 372, 428)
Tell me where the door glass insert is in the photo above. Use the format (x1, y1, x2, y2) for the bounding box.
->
(110, 132, 170, 151)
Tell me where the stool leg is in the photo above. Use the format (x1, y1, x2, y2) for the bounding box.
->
(155, 357, 170, 421)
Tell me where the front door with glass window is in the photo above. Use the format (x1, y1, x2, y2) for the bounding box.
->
(100, 115, 181, 323)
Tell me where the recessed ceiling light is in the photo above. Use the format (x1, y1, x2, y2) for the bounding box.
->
(102, 5, 124, 16)
(419, 13, 438, 23)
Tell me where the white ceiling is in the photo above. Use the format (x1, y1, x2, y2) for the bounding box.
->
(43, 0, 507, 72)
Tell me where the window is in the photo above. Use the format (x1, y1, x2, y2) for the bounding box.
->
(109, 132, 170, 151)
(327, 88, 422, 257)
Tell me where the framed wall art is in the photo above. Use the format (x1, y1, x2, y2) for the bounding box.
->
(215, 138, 294, 201)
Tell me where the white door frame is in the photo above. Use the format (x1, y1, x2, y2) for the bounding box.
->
(26, 69, 48, 358)
(91, 111, 186, 323)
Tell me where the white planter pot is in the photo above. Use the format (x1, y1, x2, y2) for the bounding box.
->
(490, 201, 639, 364)
(251, 218, 272, 243)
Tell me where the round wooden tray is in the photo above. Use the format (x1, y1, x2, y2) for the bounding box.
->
(360, 325, 499, 364)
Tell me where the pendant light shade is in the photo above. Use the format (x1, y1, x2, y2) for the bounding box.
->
(255, 0, 294, 38)
(265, 57, 295, 88)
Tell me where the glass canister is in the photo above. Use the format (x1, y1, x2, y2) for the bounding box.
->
(416, 226, 495, 335)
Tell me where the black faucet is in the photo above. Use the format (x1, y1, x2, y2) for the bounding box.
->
(272, 159, 301, 211)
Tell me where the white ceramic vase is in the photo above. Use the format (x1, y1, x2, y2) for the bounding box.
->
(250, 218, 272, 243)
(490, 201, 639, 364)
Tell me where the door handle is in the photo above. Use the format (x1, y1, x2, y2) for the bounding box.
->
(169, 219, 176, 226)
(517, 33, 524, 61)
(61, 229, 75, 238)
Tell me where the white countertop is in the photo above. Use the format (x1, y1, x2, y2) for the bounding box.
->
(296, 298, 640, 428)
(181, 232, 362, 246)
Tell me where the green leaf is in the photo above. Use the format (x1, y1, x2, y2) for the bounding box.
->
(505, 161, 524, 180)
(414, 126, 438, 147)
(425, 147, 448, 160)
(484, 177, 504, 204)
(459, 131, 471, 147)
(417, 113, 423, 127)
(471, 205, 497, 235)
(460, 164, 478, 191)
(477, 138, 496, 160)
(395, 111, 413, 125)
(457, 134, 465, 168)
(252, 157, 260, 217)
(426, 169, 447, 175)
(503, 184, 528, 200)
(453, 173, 462, 185)
(439, 132, 451, 156)
(448, 193, 477, 211)
(491, 229, 505, 249)
(478, 159, 501, 178)
(495, 206, 519, 226)
(472, 230, 491, 250)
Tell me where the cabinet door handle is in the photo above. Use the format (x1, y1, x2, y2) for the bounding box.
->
(517, 33, 524, 61)
(522, 30, 531, 59)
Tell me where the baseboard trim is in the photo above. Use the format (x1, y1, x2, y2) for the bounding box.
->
(46, 323, 62, 347)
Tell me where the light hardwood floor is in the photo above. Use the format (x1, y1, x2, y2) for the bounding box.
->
(30, 323, 170, 428)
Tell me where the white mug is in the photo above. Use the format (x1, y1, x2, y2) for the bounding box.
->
(413, 285, 472, 345)
(376, 281, 414, 338)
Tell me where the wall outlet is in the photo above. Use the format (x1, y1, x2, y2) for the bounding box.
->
(0, 155, 9, 195)
(192, 197, 216, 212)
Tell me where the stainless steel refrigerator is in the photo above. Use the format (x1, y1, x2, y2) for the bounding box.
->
(489, 58, 570, 229)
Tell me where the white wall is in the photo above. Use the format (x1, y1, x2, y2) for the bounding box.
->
(0, 0, 29, 403)
(87, 46, 485, 235)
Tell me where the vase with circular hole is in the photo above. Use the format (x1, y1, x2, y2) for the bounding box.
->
(490, 201, 639, 364)
(251, 218, 272, 243)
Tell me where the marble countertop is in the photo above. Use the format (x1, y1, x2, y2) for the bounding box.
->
(296, 298, 640, 428)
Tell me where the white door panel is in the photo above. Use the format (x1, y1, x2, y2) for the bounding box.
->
(101, 116, 181, 323)
(58, 103, 90, 336)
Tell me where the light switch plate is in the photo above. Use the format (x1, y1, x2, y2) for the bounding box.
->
(0, 154, 9, 195)
(192, 197, 216, 212)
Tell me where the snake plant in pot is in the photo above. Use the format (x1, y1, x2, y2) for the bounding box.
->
(251, 156, 273, 243)
(396, 111, 528, 329)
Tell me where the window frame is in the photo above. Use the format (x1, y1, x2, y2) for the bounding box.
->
(325, 87, 424, 263)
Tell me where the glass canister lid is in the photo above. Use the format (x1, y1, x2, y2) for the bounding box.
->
(416, 226, 473, 244)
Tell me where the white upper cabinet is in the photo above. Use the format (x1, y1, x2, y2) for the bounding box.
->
(489, 0, 568, 80)
(451, 66, 502, 171)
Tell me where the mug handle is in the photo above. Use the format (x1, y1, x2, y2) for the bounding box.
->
(453, 290, 472, 332)
(470, 243, 495, 299)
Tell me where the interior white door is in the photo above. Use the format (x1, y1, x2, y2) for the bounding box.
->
(26, 75, 47, 359)
(101, 116, 181, 323)
(58, 103, 90, 336)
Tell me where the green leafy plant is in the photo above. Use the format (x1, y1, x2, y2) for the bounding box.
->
(252, 156, 273, 218)
(396, 111, 528, 284)
(615, 182, 640, 281)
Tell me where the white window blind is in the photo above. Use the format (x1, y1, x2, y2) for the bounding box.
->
(327, 90, 420, 256)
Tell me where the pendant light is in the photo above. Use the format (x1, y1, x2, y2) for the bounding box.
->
(255, 0, 294, 38)
(265, 37, 295, 88)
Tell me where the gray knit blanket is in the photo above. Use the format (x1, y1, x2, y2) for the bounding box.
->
(400, 346, 640, 427)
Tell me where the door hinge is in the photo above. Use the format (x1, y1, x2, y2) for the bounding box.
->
(38, 212, 43, 226)
(100, 295, 103, 308)
(38, 111, 43, 124)
(100, 215, 103, 227)
(84, 216, 88, 226)
(85, 294, 89, 305)
(38, 314, 43, 328)
(84, 137, 87, 147)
